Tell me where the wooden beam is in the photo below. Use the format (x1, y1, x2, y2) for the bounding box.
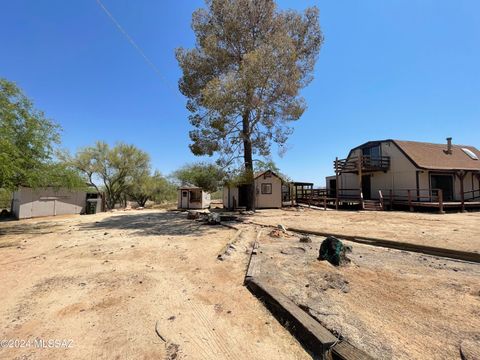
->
(285, 227, 480, 263)
(330, 340, 373, 360)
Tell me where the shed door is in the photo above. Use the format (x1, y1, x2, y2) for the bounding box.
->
(181, 191, 189, 208)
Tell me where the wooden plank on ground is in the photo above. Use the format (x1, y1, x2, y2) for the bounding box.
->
(329, 340, 374, 360)
(244, 231, 262, 282)
(246, 277, 337, 355)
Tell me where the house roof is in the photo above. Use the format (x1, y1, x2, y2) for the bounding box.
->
(350, 139, 480, 171)
(392, 140, 480, 171)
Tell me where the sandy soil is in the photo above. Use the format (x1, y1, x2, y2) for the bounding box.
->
(257, 230, 480, 360)
(0, 210, 309, 360)
(248, 208, 480, 253)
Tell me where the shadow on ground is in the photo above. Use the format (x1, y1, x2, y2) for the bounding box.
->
(79, 211, 219, 237)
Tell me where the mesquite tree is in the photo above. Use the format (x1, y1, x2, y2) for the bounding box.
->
(176, 0, 323, 210)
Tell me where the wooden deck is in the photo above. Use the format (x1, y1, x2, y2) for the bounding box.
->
(294, 187, 480, 213)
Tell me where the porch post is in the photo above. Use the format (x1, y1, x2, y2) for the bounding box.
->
(407, 189, 413, 212)
(358, 155, 363, 209)
(335, 157, 339, 210)
(438, 189, 444, 214)
(389, 189, 393, 211)
(358, 155, 363, 191)
(457, 170, 466, 213)
(291, 183, 294, 207)
(476, 173, 480, 199)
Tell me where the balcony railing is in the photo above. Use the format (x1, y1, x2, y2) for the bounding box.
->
(334, 155, 390, 173)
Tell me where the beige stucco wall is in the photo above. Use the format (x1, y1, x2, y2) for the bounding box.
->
(12, 187, 87, 219)
(223, 174, 283, 209)
(255, 174, 282, 208)
(345, 142, 418, 199)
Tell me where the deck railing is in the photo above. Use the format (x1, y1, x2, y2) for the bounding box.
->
(381, 188, 444, 212)
(296, 186, 480, 213)
(334, 155, 390, 173)
(463, 189, 480, 201)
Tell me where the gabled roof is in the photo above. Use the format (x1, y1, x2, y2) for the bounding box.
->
(392, 140, 480, 171)
(349, 139, 480, 171)
(254, 170, 284, 182)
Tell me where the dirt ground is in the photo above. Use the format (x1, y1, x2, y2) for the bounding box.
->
(248, 207, 480, 253)
(0, 210, 309, 360)
(257, 230, 480, 360)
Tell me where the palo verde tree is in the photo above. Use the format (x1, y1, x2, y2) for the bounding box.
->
(0, 78, 84, 191)
(173, 162, 224, 193)
(176, 0, 322, 210)
(69, 142, 150, 209)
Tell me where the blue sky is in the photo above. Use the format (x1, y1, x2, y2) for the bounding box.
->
(1, 1, 479, 185)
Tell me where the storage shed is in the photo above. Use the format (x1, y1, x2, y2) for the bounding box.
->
(223, 170, 287, 209)
(12, 186, 103, 219)
(177, 186, 211, 209)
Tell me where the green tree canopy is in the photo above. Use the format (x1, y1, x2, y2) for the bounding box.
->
(176, 0, 322, 209)
(68, 142, 151, 209)
(0, 78, 84, 190)
(173, 162, 224, 193)
(127, 171, 176, 207)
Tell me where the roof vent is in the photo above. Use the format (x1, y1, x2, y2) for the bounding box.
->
(444, 137, 453, 154)
(462, 148, 479, 160)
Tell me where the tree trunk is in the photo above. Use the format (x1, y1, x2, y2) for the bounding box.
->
(242, 112, 255, 211)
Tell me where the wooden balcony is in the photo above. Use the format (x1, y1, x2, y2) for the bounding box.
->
(334, 155, 390, 173)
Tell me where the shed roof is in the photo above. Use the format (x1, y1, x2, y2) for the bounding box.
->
(178, 186, 203, 190)
(254, 170, 284, 181)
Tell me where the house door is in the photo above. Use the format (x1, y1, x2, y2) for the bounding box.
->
(329, 179, 337, 198)
(362, 175, 371, 200)
(431, 174, 454, 201)
(181, 190, 189, 208)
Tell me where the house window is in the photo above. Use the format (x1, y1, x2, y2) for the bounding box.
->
(182, 191, 188, 198)
(261, 183, 272, 194)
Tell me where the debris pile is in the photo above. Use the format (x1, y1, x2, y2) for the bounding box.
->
(269, 229, 283, 238)
(206, 212, 221, 225)
(217, 244, 236, 261)
(318, 236, 351, 266)
(299, 235, 312, 243)
(187, 210, 200, 220)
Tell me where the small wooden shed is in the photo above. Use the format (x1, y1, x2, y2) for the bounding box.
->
(177, 186, 211, 209)
(223, 170, 286, 209)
